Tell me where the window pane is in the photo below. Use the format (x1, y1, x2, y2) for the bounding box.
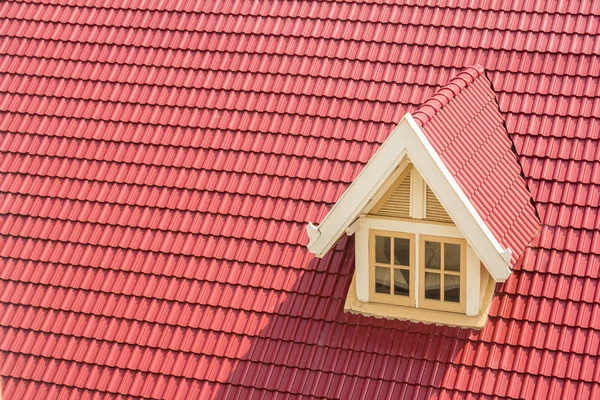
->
(444, 274, 460, 303)
(375, 236, 390, 264)
(375, 266, 391, 294)
(424, 241, 441, 270)
(445, 243, 461, 272)
(424, 272, 441, 300)
(394, 238, 410, 266)
(393, 269, 410, 297)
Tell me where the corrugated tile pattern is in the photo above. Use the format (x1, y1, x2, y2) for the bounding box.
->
(412, 66, 540, 266)
(0, 1, 598, 399)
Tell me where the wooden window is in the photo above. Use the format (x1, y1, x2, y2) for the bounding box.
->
(369, 230, 415, 307)
(419, 235, 466, 312)
(368, 229, 467, 314)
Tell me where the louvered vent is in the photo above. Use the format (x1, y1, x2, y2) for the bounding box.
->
(373, 174, 411, 218)
(426, 186, 453, 224)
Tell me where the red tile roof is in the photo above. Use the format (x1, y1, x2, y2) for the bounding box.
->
(0, 1, 599, 399)
(412, 65, 540, 267)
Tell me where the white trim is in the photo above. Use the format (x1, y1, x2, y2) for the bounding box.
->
(345, 217, 362, 236)
(306, 120, 413, 256)
(306, 222, 320, 243)
(362, 216, 463, 238)
(306, 114, 512, 282)
(403, 114, 511, 281)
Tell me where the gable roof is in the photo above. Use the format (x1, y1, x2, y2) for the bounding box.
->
(307, 65, 539, 280)
(0, 1, 599, 399)
(412, 65, 540, 268)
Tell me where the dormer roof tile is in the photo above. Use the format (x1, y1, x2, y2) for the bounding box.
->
(413, 65, 540, 267)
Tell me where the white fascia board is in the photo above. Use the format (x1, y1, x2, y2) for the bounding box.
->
(306, 113, 512, 282)
(403, 113, 511, 281)
(306, 117, 413, 257)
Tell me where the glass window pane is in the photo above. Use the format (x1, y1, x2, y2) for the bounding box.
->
(394, 238, 410, 266)
(375, 266, 391, 294)
(393, 269, 410, 297)
(444, 274, 460, 303)
(424, 272, 440, 300)
(424, 241, 441, 270)
(375, 236, 390, 264)
(445, 243, 461, 272)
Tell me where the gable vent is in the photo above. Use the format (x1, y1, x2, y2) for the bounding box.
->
(426, 186, 453, 224)
(373, 174, 411, 218)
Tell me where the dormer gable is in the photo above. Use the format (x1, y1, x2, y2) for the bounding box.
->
(370, 165, 454, 225)
(306, 66, 540, 327)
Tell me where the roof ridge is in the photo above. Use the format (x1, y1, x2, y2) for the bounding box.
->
(411, 65, 486, 127)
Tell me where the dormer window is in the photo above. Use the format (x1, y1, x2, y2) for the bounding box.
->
(356, 164, 472, 316)
(354, 161, 478, 320)
(369, 231, 468, 313)
(305, 66, 540, 328)
(327, 155, 497, 327)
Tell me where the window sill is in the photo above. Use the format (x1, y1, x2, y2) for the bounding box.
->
(344, 274, 496, 329)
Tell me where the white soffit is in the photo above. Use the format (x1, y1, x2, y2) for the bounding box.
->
(306, 113, 512, 282)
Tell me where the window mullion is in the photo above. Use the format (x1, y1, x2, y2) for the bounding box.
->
(414, 233, 419, 308)
(391, 234, 395, 274)
(440, 242, 445, 302)
(390, 235, 394, 296)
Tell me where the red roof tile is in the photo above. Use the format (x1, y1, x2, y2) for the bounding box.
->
(412, 65, 540, 266)
(0, 1, 599, 399)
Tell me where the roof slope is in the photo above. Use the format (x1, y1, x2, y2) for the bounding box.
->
(0, 1, 599, 399)
(413, 65, 540, 267)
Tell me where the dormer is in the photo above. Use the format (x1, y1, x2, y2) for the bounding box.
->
(365, 165, 469, 312)
(306, 66, 540, 328)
